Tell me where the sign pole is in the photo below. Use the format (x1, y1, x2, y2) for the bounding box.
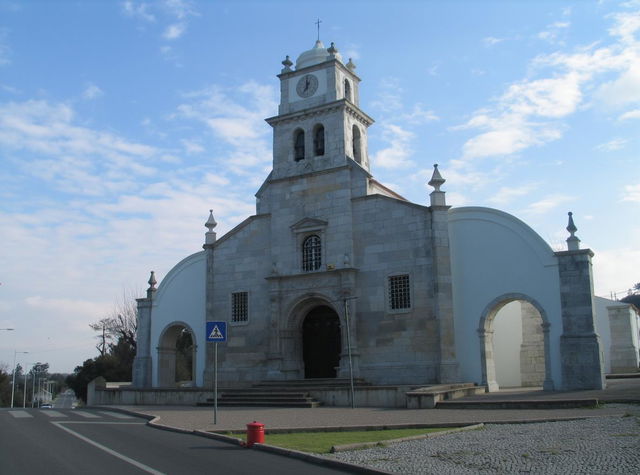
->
(344, 298, 356, 409)
(214, 341, 218, 425)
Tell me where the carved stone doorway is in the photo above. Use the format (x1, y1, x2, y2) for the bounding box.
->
(302, 306, 341, 378)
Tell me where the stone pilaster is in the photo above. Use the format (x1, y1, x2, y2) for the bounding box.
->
(555, 249, 605, 390)
(202, 211, 217, 388)
(608, 304, 640, 373)
(132, 272, 156, 388)
(428, 165, 459, 383)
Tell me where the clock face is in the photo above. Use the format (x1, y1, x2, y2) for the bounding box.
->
(296, 74, 318, 98)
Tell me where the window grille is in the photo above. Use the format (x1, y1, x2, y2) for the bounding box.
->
(388, 275, 411, 310)
(302, 235, 322, 271)
(232, 292, 248, 322)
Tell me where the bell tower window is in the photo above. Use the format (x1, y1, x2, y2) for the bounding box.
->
(313, 124, 325, 156)
(344, 79, 351, 102)
(352, 125, 362, 164)
(294, 129, 305, 161)
(302, 235, 322, 271)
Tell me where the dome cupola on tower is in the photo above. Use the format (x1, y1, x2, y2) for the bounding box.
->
(296, 40, 342, 69)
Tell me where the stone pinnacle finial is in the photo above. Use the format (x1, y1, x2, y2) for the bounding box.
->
(205, 209, 217, 245)
(428, 164, 446, 191)
(566, 211, 580, 251)
(346, 58, 356, 71)
(281, 55, 293, 73)
(327, 42, 338, 56)
(148, 271, 157, 291)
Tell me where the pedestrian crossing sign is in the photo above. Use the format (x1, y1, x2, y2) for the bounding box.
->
(206, 321, 227, 342)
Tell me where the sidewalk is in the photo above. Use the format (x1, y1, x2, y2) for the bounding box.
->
(116, 377, 640, 433)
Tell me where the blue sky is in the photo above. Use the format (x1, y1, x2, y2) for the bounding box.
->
(1, 0, 638, 373)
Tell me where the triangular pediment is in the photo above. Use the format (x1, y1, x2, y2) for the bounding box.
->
(290, 217, 328, 232)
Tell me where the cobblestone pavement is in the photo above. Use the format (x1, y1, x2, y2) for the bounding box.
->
(326, 405, 640, 474)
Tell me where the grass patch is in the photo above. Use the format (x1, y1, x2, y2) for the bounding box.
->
(257, 428, 452, 454)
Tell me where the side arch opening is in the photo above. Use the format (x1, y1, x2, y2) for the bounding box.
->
(157, 323, 196, 387)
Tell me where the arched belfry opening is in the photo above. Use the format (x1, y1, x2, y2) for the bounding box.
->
(479, 295, 551, 392)
(352, 125, 362, 164)
(294, 129, 305, 161)
(344, 79, 351, 102)
(157, 323, 196, 387)
(313, 124, 325, 156)
(302, 306, 341, 378)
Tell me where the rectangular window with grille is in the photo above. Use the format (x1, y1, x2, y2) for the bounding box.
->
(388, 275, 411, 310)
(231, 292, 248, 322)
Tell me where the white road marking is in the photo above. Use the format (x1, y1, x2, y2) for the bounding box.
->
(9, 410, 33, 418)
(41, 410, 67, 418)
(51, 422, 164, 475)
(73, 411, 101, 419)
(98, 411, 135, 419)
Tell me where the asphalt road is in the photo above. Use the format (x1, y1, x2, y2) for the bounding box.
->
(0, 408, 353, 474)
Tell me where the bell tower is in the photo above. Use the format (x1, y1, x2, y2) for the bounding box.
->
(266, 40, 374, 180)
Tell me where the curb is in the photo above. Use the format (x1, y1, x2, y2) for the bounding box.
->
(329, 423, 485, 453)
(252, 443, 392, 474)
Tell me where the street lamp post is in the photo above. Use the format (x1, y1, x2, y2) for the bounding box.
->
(23, 372, 28, 408)
(11, 350, 29, 408)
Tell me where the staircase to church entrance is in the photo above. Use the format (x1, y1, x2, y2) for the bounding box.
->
(198, 378, 370, 408)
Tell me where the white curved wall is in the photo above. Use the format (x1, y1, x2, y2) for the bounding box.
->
(150, 251, 206, 387)
(449, 207, 563, 389)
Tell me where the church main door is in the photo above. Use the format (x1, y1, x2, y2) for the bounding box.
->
(302, 306, 341, 378)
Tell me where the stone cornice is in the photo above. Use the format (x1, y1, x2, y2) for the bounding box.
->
(265, 99, 374, 127)
(265, 267, 358, 282)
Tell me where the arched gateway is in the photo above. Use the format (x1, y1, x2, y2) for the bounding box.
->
(303, 306, 341, 378)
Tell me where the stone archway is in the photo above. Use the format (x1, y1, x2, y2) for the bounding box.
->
(478, 294, 554, 392)
(302, 306, 342, 378)
(157, 323, 196, 387)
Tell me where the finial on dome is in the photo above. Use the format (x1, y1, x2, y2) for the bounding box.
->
(281, 55, 293, 73)
(146, 270, 157, 298)
(205, 209, 217, 245)
(428, 164, 447, 207)
(566, 211, 580, 250)
(346, 58, 356, 71)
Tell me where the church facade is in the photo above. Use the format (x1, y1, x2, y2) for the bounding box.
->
(132, 40, 609, 394)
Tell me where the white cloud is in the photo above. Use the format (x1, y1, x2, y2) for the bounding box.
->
(181, 139, 204, 154)
(596, 137, 628, 151)
(121, 1, 156, 22)
(593, 243, 640, 296)
(524, 194, 574, 215)
(402, 103, 439, 124)
(619, 108, 640, 120)
(622, 184, 640, 202)
(488, 183, 537, 205)
(483, 36, 504, 47)
(371, 123, 414, 169)
(457, 9, 640, 162)
(82, 83, 104, 100)
(163, 22, 185, 40)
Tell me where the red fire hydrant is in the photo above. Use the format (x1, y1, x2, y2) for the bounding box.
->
(246, 421, 265, 448)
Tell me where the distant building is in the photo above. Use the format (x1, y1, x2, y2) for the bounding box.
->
(133, 40, 611, 394)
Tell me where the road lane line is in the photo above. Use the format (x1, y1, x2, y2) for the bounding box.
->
(41, 410, 67, 417)
(51, 422, 165, 475)
(98, 411, 135, 419)
(9, 410, 33, 418)
(73, 411, 101, 419)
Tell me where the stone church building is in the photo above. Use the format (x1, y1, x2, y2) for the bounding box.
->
(131, 40, 623, 397)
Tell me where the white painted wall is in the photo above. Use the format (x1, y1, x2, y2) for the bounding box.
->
(594, 296, 613, 373)
(493, 302, 522, 387)
(449, 207, 563, 390)
(150, 252, 206, 387)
